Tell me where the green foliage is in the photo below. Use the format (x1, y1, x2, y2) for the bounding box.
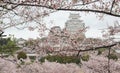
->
(0, 21, 3, 24)
(81, 54, 90, 61)
(24, 40, 34, 47)
(20, 61, 25, 65)
(29, 56, 36, 62)
(0, 38, 19, 55)
(17, 51, 27, 60)
(97, 48, 106, 55)
(40, 55, 81, 64)
(0, 38, 10, 46)
(29, 56, 36, 60)
(107, 53, 118, 61)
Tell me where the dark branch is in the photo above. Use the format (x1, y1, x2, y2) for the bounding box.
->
(78, 42, 118, 52)
(53, 42, 120, 54)
(0, 30, 4, 37)
(110, 0, 115, 13)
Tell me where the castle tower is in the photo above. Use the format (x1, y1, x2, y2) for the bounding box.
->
(65, 13, 86, 39)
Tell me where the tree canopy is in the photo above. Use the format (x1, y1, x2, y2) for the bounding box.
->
(0, 0, 120, 31)
(0, 38, 19, 55)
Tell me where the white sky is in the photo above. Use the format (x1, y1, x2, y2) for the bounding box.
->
(4, 11, 120, 40)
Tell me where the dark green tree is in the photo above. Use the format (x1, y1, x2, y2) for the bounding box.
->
(0, 38, 19, 56)
(17, 51, 27, 60)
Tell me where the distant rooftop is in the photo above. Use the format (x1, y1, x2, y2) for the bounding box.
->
(69, 13, 80, 19)
(65, 13, 85, 35)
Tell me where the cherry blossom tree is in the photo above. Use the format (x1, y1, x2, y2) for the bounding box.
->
(0, 0, 120, 73)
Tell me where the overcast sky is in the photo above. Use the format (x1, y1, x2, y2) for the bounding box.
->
(4, 11, 120, 40)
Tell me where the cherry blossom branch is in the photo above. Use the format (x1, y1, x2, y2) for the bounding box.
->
(52, 42, 120, 56)
(73, 0, 99, 6)
(57, 8, 120, 17)
(3, 1, 120, 17)
(82, 0, 99, 5)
